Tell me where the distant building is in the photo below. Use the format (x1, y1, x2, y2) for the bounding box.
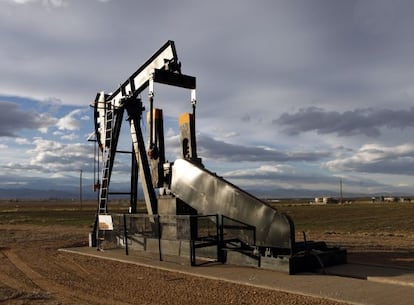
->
(376, 196, 412, 203)
(313, 197, 339, 204)
(314, 197, 323, 204)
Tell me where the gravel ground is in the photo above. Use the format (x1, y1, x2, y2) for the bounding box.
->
(0, 224, 353, 305)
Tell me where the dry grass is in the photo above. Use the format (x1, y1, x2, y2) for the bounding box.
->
(275, 201, 414, 234)
(2, 199, 414, 235)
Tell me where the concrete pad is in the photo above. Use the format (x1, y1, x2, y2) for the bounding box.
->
(325, 263, 414, 287)
(60, 247, 414, 305)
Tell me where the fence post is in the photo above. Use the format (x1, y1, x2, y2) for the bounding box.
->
(189, 215, 196, 266)
(215, 214, 220, 262)
(157, 215, 162, 261)
(123, 214, 129, 256)
(218, 215, 225, 262)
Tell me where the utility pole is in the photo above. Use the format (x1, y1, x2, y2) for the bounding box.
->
(340, 177, 343, 204)
(80, 169, 83, 211)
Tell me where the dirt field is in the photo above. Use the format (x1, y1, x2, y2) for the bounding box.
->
(0, 224, 353, 305)
(1, 200, 413, 305)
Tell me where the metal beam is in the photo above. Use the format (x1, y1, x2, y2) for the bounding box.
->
(107, 40, 178, 107)
(153, 69, 196, 89)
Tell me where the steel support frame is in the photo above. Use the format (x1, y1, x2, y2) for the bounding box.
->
(125, 97, 158, 216)
(130, 144, 139, 213)
(91, 40, 196, 245)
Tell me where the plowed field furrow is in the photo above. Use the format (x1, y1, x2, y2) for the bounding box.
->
(2, 249, 133, 305)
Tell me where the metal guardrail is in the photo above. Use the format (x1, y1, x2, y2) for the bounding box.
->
(220, 215, 256, 247)
(98, 213, 259, 266)
(99, 213, 221, 265)
(189, 214, 219, 266)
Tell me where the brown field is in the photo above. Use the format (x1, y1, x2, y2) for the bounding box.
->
(0, 199, 413, 304)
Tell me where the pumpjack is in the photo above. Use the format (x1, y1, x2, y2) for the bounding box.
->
(89, 40, 346, 274)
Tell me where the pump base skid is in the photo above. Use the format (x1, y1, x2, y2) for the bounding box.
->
(96, 232, 347, 274)
(93, 212, 347, 275)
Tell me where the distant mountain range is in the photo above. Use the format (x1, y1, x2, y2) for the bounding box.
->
(0, 186, 405, 201)
(0, 188, 95, 200)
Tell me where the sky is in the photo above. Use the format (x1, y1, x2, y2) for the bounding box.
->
(1, 0, 414, 199)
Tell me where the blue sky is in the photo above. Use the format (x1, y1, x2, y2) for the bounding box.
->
(1, 0, 414, 198)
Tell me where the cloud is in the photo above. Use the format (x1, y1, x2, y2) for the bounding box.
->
(326, 143, 414, 175)
(7, 0, 67, 7)
(8, 0, 109, 6)
(223, 164, 296, 180)
(223, 164, 337, 186)
(4, 138, 93, 173)
(7, 0, 35, 3)
(60, 133, 78, 140)
(2, 1, 414, 197)
(197, 134, 330, 162)
(56, 109, 84, 131)
(221, 162, 388, 197)
(0, 101, 56, 137)
(15, 137, 31, 145)
(275, 107, 414, 137)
